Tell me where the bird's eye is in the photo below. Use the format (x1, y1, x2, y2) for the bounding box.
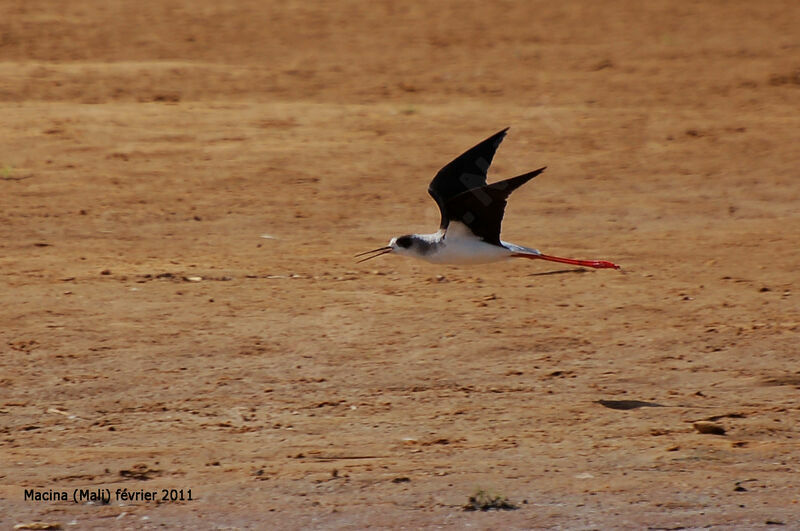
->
(396, 236, 412, 248)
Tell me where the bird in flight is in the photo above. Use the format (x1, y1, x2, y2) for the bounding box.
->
(356, 128, 620, 270)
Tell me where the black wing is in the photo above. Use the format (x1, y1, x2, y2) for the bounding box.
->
(442, 167, 546, 246)
(428, 128, 509, 228)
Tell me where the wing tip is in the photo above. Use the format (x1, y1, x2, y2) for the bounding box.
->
(516, 166, 547, 182)
(489, 127, 511, 149)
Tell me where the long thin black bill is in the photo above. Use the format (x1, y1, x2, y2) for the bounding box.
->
(355, 246, 392, 263)
(355, 246, 391, 258)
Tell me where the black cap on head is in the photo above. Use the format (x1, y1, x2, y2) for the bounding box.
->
(395, 235, 413, 248)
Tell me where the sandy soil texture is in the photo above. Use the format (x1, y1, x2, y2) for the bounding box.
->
(1, 1, 799, 528)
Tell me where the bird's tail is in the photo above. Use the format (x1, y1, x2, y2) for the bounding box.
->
(502, 242, 541, 256)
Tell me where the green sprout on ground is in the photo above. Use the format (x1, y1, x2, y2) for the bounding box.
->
(463, 488, 519, 511)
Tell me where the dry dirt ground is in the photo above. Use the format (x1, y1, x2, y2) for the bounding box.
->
(1, 1, 799, 529)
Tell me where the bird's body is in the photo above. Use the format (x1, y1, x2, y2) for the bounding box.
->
(390, 223, 540, 265)
(357, 128, 620, 271)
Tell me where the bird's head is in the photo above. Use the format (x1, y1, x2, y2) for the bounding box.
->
(356, 234, 415, 263)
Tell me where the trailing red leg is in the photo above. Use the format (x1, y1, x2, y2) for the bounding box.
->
(512, 252, 620, 270)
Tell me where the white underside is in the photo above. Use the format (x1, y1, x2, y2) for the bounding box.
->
(425, 235, 512, 264)
(398, 222, 540, 265)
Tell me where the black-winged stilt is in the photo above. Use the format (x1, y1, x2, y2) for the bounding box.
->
(356, 128, 620, 270)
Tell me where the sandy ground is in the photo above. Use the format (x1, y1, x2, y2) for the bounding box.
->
(1, 1, 799, 529)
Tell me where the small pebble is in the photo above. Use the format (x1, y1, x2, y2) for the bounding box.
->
(693, 421, 726, 435)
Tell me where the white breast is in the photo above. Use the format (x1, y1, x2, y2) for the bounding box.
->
(424, 222, 513, 265)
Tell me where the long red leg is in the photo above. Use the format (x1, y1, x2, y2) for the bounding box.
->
(512, 252, 620, 270)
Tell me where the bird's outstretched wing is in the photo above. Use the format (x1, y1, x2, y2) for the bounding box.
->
(428, 128, 509, 229)
(443, 167, 546, 245)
